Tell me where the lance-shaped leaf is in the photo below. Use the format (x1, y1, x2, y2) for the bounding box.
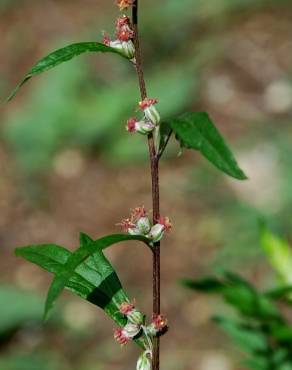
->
(213, 316, 268, 355)
(8, 42, 126, 101)
(260, 225, 292, 287)
(168, 112, 247, 180)
(182, 272, 281, 321)
(15, 233, 149, 326)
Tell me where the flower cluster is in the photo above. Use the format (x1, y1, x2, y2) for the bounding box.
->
(126, 98, 160, 137)
(103, 14, 135, 59)
(113, 301, 144, 346)
(118, 206, 172, 243)
(145, 314, 168, 336)
(114, 301, 168, 358)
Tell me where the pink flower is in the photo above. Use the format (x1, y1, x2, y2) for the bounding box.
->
(126, 118, 138, 132)
(116, 0, 134, 11)
(159, 216, 172, 232)
(117, 27, 134, 42)
(102, 33, 111, 47)
(131, 206, 147, 222)
(114, 328, 129, 346)
(118, 206, 151, 236)
(116, 15, 131, 29)
(114, 323, 141, 345)
(139, 98, 158, 110)
(119, 302, 144, 325)
(118, 218, 136, 232)
(152, 314, 168, 332)
(119, 302, 135, 315)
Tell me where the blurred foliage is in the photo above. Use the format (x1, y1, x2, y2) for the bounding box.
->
(183, 270, 292, 369)
(0, 352, 66, 370)
(0, 286, 43, 335)
(261, 225, 292, 286)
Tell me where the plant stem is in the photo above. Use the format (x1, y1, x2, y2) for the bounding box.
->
(132, 2, 161, 369)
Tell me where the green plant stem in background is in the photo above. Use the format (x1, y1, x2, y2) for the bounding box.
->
(132, 2, 161, 369)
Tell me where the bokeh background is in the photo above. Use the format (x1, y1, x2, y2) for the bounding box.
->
(1, 0, 292, 369)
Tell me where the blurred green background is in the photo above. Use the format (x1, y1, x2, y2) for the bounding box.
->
(1, 0, 292, 369)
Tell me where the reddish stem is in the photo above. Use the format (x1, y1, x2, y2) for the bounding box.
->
(132, 2, 161, 369)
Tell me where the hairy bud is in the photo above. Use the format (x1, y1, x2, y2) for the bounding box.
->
(147, 224, 165, 242)
(146, 314, 168, 336)
(119, 302, 144, 325)
(136, 217, 151, 234)
(147, 216, 172, 242)
(126, 118, 155, 135)
(102, 33, 135, 59)
(139, 98, 160, 125)
(123, 322, 141, 338)
(136, 352, 152, 370)
(114, 323, 141, 346)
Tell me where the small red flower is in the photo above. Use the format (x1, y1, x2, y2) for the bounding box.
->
(118, 218, 136, 232)
(116, 0, 134, 11)
(102, 33, 111, 46)
(116, 15, 131, 29)
(126, 118, 138, 132)
(159, 216, 172, 232)
(131, 206, 147, 221)
(117, 27, 134, 42)
(139, 98, 158, 110)
(152, 314, 168, 332)
(114, 328, 129, 346)
(119, 302, 135, 315)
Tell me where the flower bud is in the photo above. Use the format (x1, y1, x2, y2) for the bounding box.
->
(136, 352, 151, 370)
(119, 302, 144, 325)
(128, 310, 144, 325)
(147, 223, 165, 243)
(123, 322, 141, 338)
(102, 35, 135, 59)
(121, 40, 135, 59)
(144, 105, 160, 125)
(145, 314, 168, 336)
(114, 323, 141, 346)
(136, 217, 151, 234)
(135, 120, 156, 135)
(126, 119, 155, 135)
(128, 227, 142, 236)
(139, 98, 160, 125)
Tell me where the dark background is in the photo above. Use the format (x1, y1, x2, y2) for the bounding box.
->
(1, 0, 292, 369)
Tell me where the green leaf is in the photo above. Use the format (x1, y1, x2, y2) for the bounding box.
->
(8, 42, 125, 101)
(179, 276, 225, 292)
(0, 286, 43, 335)
(168, 112, 247, 180)
(260, 225, 292, 286)
(15, 234, 149, 327)
(183, 272, 280, 320)
(265, 286, 292, 301)
(44, 233, 149, 320)
(213, 316, 268, 354)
